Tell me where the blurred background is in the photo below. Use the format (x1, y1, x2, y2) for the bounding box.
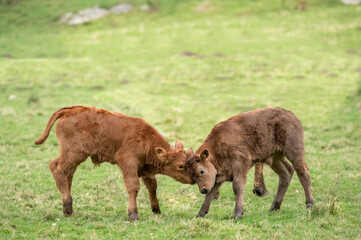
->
(0, 0, 360, 238)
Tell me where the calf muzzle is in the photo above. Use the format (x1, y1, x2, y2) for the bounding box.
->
(200, 188, 208, 194)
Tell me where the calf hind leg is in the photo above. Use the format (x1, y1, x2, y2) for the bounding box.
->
(253, 162, 268, 197)
(49, 152, 86, 216)
(284, 130, 314, 208)
(269, 152, 294, 211)
(288, 156, 314, 208)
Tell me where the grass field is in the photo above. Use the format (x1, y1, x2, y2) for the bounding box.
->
(0, 0, 360, 239)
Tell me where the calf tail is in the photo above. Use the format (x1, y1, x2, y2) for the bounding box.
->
(34, 106, 83, 145)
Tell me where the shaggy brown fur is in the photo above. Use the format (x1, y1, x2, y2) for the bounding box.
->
(186, 107, 314, 219)
(35, 106, 194, 221)
(187, 149, 269, 198)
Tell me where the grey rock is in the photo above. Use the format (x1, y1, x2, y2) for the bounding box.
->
(59, 3, 137, 25)
(140, 4, 150, 11)
(67, 6, 109, 25)
(110, 3, 133, 14)
(59, 12, 74, 23)
(340, 0, 361, 4)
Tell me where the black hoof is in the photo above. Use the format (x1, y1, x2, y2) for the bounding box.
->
(152, 208, 161, 214)
(62, 199, 73, 217)
(269, 201, 281, 211)
(253, 187, 268, 197)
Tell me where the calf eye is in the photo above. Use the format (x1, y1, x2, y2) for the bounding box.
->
(178, 165, 184, 169)
(200, 170, 205, 174)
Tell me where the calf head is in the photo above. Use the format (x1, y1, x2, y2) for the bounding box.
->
(155, 140, 195, 184)
(186, 149, 217, 194)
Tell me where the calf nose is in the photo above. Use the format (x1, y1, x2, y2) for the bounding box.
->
(201, 188, 208, 194)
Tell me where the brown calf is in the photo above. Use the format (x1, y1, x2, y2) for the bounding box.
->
(34, 106, 194, 221)
(186, 107, 314, 219)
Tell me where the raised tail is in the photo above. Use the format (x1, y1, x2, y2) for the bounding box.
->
(34, 106, 84, 145)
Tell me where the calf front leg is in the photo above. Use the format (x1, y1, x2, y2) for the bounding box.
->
(232, 161, 250, 219)
(213, 190, 220, 200)
(197, 182, 223, 218)
(232, 179, 246, 219)
(119, 160, 140, 221)
(142, 176, 161, 214)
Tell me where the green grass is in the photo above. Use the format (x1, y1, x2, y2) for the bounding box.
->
(0, 0, 360, 239)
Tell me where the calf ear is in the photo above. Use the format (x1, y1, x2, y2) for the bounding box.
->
(200, 149, 209, 161)
(155, 147, 168, 163)
(187, 148, 194, 157)
(175, 140, 184, 150)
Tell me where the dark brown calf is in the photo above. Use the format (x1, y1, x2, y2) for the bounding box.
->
(34, 106, 194, 221)
(186, 107, 314, 219)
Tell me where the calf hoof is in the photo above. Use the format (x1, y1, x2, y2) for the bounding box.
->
(196, 212, 207, 218)
(129, 212, 139, 221)
(252, 187, 268, 197)
(63, 211, 72, 217)
(269, 202, 281, 212)
(306, 201, 314, 209)
(152, 207, 161, 214)
(62, 200, 73, 217)
(232, 215, 242, 220)
(213, 192, 220, 200)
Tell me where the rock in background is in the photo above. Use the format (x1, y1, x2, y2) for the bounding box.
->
(340, 0, 361, 4)
(59, 4, 134, 25)
(110, 3, 133, 14)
